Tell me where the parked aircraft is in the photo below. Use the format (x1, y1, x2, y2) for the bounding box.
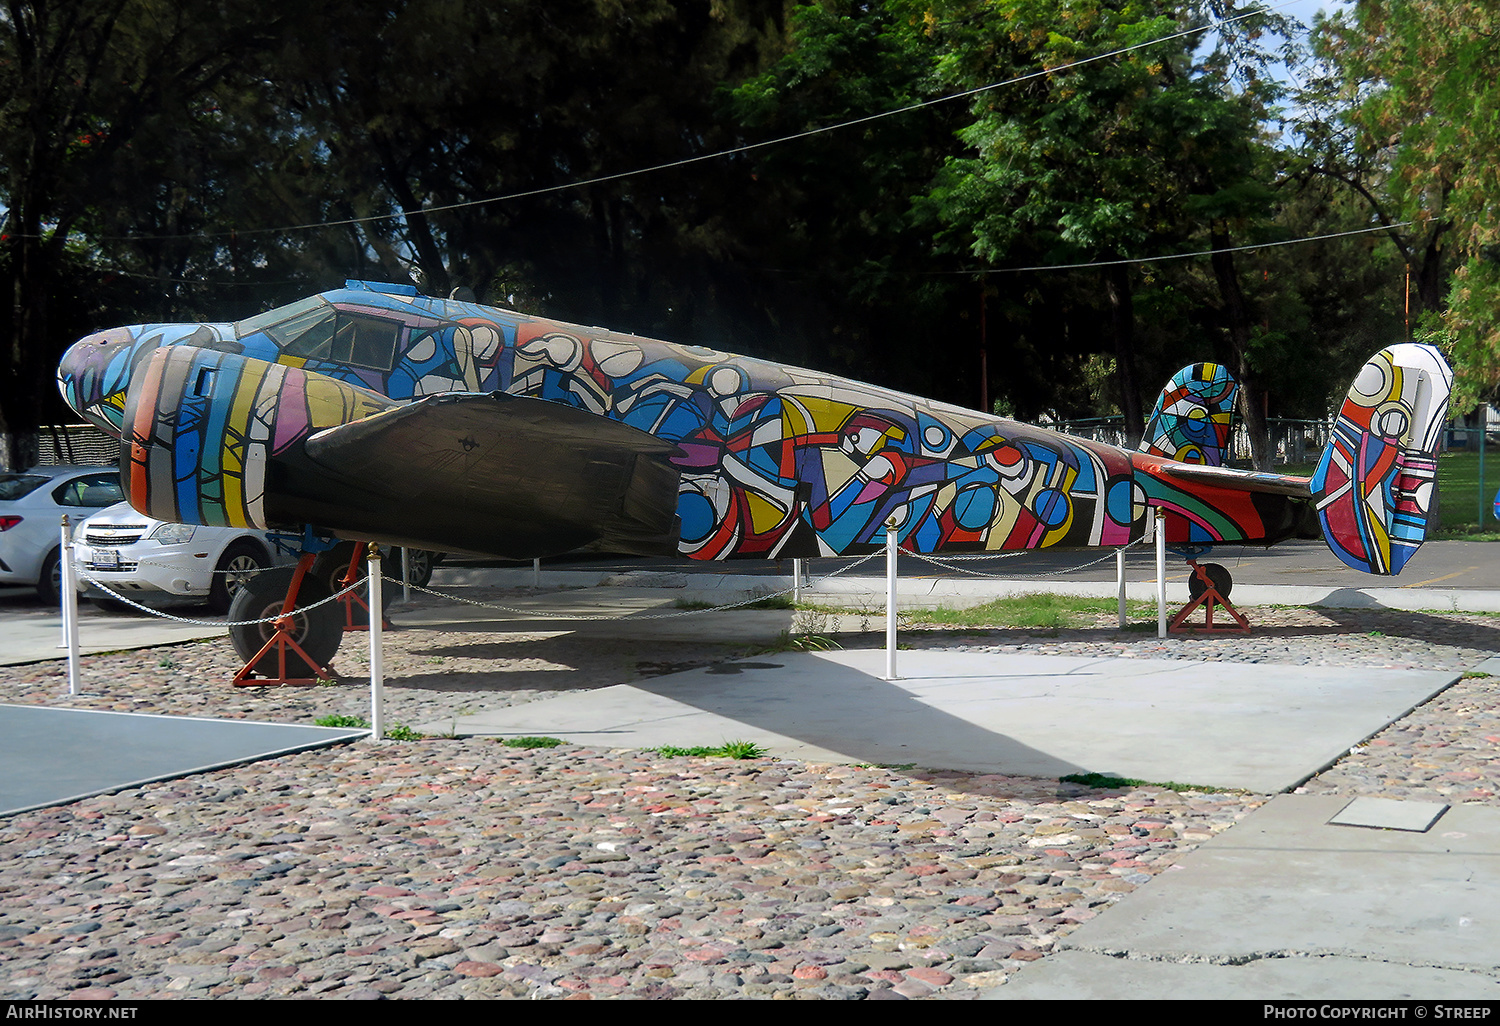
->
(56, 280, 1451, 670)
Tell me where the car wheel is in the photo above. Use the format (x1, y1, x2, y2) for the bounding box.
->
(227, 566, 342, 679)
(36, 548, 61, 605)
(209, 540, 269, 615)
(399, 548, 440, 588)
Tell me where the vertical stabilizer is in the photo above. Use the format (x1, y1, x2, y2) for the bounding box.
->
(1311, 343, 1452, 575)
(1140, 363, 1239, 466)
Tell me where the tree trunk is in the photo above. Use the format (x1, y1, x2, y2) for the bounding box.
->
(1104, 265, 1143, 447)
(1209, 225, 1272, 470)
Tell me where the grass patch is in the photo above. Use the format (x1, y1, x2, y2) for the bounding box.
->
(650, 739, 768, 760)
(313, 714, 424, 741)
(1060, 771, 1234, 794)
(913, 593, 1155, 629)
(501, 735, 564, 749)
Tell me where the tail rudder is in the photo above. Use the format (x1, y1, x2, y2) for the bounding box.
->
(1140, 362, 1239, 466)
(1312, 343, 1452, 575)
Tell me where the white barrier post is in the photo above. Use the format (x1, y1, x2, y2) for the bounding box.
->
(367, 543, 385, 741)
(1116, 547, 1127, 628)
(1154, 509, 1167, 639)
(792, 558, 803, 604)
(60, 516, 80, 695)
(400, 547, 411, 603)
(532, 557, 541, 589)
(885, 519, 900, 681)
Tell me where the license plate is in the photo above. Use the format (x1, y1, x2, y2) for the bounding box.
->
(94, 549, 119, 569)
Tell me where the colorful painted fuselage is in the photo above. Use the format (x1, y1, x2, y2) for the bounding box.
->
(60, 283, 1301, 560)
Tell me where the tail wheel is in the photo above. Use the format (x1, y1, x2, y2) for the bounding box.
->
(208, 540, 268, 615)
(228, 566, 342, 678)
(1187, 562, 1233, 602)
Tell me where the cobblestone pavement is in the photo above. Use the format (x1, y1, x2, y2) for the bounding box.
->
(0, 596, 1496, 1000)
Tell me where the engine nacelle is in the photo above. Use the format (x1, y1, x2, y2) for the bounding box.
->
(120, 345, 395, 529)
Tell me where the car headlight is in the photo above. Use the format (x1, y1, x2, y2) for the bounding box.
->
(72, 521, 90, 543)
(150, 522, 196, 544)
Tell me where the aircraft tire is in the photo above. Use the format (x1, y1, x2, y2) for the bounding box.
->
(312, 543, 409, 625)
(1187, 562, 1233, 602)
(228, 566, 342, 680)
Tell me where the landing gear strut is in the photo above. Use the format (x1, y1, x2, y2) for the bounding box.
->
(1169, 560, 1250, 633)
(228, 555, 344, 685)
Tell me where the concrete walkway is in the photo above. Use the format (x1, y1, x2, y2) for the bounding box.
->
(423, 649, 1456, 795)
(988, 794, 1500, 1000)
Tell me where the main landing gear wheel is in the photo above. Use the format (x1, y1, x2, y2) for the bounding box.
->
(208, 540, 269, 615)
(228, 566, 342, 679)
(1187, 562, 1232, 602)
(311, 542, 396, 627)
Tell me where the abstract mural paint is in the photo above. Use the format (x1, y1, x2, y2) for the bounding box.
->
(1311, 343, 1452, 575)
(60, 283, 1448, 569)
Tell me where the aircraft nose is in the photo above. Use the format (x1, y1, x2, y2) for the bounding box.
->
(57, 326, 138, 437)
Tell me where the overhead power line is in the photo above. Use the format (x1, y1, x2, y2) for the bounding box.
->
(62, 0, 1297, 245)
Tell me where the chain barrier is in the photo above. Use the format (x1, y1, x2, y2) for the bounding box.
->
(67, 532, 1142, 631)
(904, 535, 1147, 579)
(385, 548, 888, 622)
(74, 565, 369, 628)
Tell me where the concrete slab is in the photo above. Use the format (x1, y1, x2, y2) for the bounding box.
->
(990, 795, 1500, 999)
(0, 704, 366, 816)
(1330, 796, 1450, 832)
(0, 603, 224, 666)
(425, 650, 1458, 793)
(985, 950, 1500, 1000)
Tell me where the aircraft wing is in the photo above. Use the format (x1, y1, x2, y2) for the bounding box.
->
(291, 392, 683, 558)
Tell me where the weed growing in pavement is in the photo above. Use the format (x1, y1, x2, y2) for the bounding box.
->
(313, 714, 425, 740)
(502, 736, 564, 749)
(650, 739, 768, 760)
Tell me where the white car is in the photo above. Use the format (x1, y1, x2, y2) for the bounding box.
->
(73, 502, 298, 614)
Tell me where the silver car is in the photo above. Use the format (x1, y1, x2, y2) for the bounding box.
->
(0, 465, 123, 603)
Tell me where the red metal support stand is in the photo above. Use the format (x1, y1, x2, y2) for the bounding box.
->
(336, 543, 390, 632)
(232, 553, 338, 686)
(1169, 559, 1251, 634)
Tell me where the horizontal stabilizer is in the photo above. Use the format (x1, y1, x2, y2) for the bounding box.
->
(299, 392, 683, 559)
(1154, 462, 1313, 499)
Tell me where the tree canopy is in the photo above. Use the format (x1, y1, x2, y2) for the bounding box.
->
(1, 0, 1493, 469)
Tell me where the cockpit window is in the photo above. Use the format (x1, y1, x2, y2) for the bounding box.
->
(235, 296, 332, 343)
(235, 298, 399, 371)
(332, 315, 400, 370)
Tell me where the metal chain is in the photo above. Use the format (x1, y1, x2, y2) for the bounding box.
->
(390, 548, 887, 621)
(906, 536, 1146, 579)
(74, 566, 368, 628)
(67, 533, 1141, 631)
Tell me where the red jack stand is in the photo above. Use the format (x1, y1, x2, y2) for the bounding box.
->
(335, 543, 390, 632)
(233, 554, 339, 686)
(1169, 560, 1250, 634)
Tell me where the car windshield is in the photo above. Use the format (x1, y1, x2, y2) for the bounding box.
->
(0, 474, 48, 501)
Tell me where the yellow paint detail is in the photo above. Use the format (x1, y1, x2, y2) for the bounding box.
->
(796, 395, 859, 432)
(745, 490, 787, 535)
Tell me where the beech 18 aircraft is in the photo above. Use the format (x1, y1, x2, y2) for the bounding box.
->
(57, 279, 1451, 674)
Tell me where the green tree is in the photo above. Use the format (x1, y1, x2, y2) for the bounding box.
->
(1313, 0, 1500, 407)
(0, 0, 309, 469)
